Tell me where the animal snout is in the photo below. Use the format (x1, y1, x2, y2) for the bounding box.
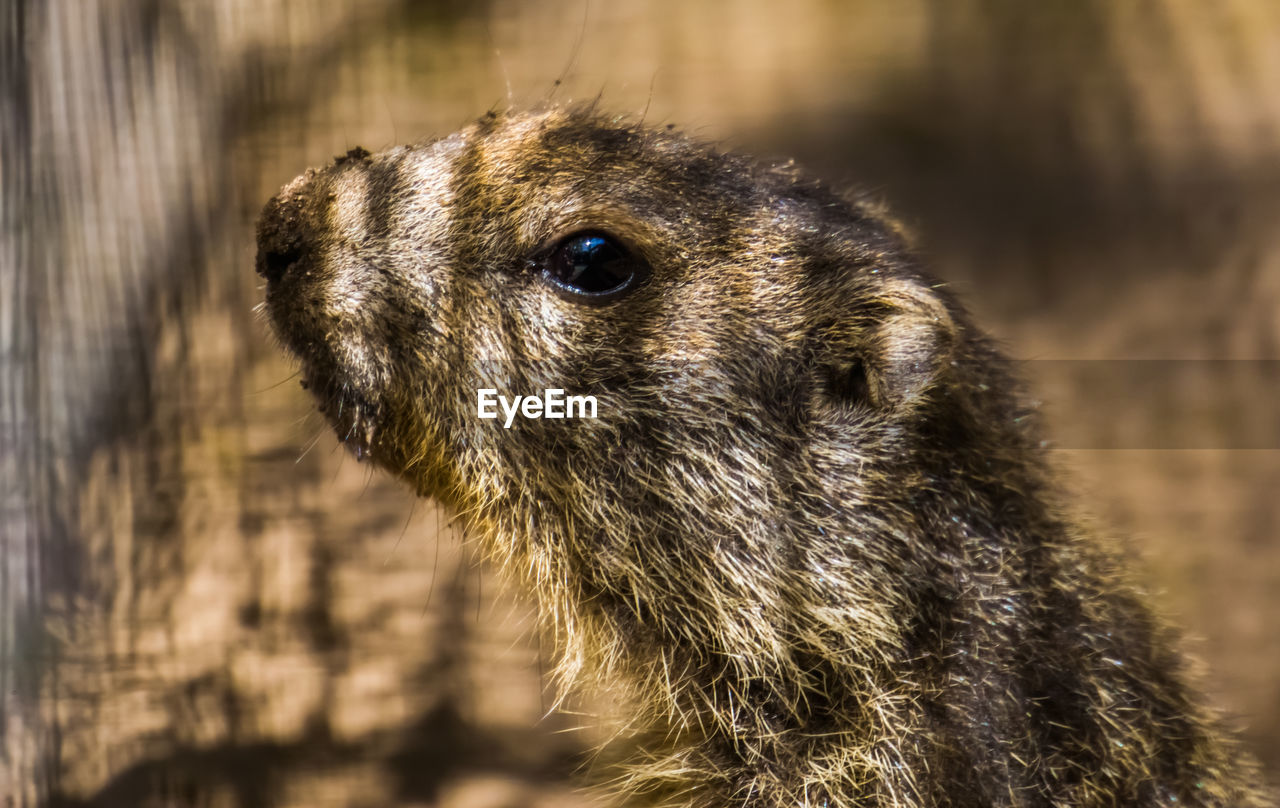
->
(255, 180, 315, 286)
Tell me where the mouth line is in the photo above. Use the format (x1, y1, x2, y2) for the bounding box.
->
(300, 366, 384, 462)
(265, 300, 390, 465)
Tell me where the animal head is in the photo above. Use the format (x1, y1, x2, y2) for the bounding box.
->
(257, 107, 970, 511)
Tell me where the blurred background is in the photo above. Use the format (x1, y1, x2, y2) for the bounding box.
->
(3, 1, 1277, 805)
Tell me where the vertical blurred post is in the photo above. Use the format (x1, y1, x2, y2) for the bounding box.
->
(3, 2, 54, 800)
(0, 2, 404, 802)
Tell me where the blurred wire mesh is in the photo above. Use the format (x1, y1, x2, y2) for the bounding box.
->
(2, 1, 1277, 804)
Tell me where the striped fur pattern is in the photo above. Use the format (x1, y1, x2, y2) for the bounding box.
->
(258, 108, 1273, 808)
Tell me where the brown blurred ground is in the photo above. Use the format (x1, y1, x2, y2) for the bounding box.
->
(4, 1, 1278, 805)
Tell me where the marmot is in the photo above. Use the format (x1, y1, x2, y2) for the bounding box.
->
(256, 108, 1274, 808)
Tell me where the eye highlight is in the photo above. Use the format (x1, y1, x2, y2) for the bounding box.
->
(537, 231, 650, 304)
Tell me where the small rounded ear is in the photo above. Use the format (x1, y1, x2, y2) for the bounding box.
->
(818, 277, 958, 410)
(866, 278, 958, 407)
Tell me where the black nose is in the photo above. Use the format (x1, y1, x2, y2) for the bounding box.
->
(255, 191, 309, 285)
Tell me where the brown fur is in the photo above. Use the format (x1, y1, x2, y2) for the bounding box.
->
(257, 107, 1274, 808)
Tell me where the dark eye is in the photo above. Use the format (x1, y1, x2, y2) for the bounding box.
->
(539, 232, 649, 304)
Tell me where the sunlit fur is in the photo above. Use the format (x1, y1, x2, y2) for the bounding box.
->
(258, 108, 1273, 808)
